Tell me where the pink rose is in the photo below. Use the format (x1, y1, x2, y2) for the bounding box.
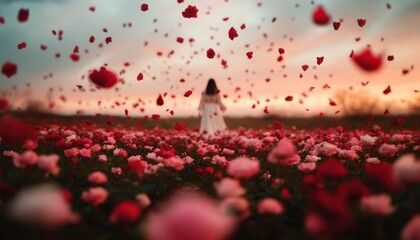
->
(316, 142, 339, 156)
(378, 143, 398, 157)
(227, 157, 260, 179)
(64, 148, 79, 157)
(81, 187, 108, 206)
(13, 150, 38, 168)
(401, 214, 420, 240)
(257, 198, 284, 215)
(145, 194, 234, 240)
(88, 171, 108, 184)
(98, 154, 107, 162)
(305, 211, 327, 236)
(214, 178, 246, 199)
(23, 139, 38, 150)
(366, 157, 380, 164)
(136, 193, 151, 208)
(393, 154, 420, 186)
(360, 135, 377, 146)
(339, 150, 359, 160)
(111, 167, 122, 175)
(297, 162, 316, 173)
(37, 154, 60, 176)
(360, 194, 394, 216)
(267, 139, 296, 164)
(219, 197, 250, 220)
(79, 148, 91, 158)
(165, 157, 185, 170)
(8, 184, 79, 228)
(280, 154, 301, 165)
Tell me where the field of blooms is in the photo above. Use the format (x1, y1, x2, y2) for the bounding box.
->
(0, 117, 420, 240)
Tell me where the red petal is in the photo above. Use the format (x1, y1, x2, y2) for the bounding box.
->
(333, 22, 341, 30)
(70, 54, 80, 62)
(137, 72, 143, 81)
(184, 90, 193, 97)
(206, 48, 215, 59)
(357, 19, 366, 27)
(156, 94, 164, 106)
(228, 27, 238, 41)
(301, 65, 309, 71)
(182, 5, 199, 18)
(316, 57, 324, 65)
(383, 85, 391, 95)
(278, 48, 285, 54)
(176, 37, 184, 43)
(1, 62, 18, 78)
(89, 36, 95, 43)
(18, 8, 29, 22)
(246, 51, 253, 59)
(352, 48, 382, 72)
(140, 3, 149, 11)
(285, 96, 293, 101)
(17, 42, 27, 50)
(105, 37, 112, 44)
(89, 67, 118, 88)
(312, 6, 330, 25)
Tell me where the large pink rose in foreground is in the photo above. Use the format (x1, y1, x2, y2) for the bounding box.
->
(8, 184, 79, 228)
(145, 194, 235, 240)
(401, 214, 420, 240)
(227, 157, 260, 179)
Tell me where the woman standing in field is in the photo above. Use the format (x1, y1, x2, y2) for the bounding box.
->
(198, 78, 227, 136)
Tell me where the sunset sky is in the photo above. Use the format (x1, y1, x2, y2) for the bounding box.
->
(0, 0, 419, 118)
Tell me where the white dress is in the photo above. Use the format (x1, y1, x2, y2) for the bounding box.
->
(198, 92, 227, 136)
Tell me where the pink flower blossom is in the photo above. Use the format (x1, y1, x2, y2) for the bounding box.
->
(219, 197, 250, 220)
(227, 157, 260, 179)
(401, 214, 420, 240)
(393, 154, 420, 186)
(23, 139, 38, 150)
(145, 194, 234, 240)
(8, 184, 79, 228)
(360, 135, 377, 146)
(316, 142, 339, 156)
(37, 154, 60, 175)
(378, 143, 399, 157)
(88, 171, 108, 184)
(214, 178, 246, 199)
(136, 193, 151, 208)
(81, 187, 108, 206)
(360, 194, 394, 216)
(13, 150, 38, 168)
(165, 156, 185, 170)
(64, 148, 79, 157)
(366, 157, 380, 164)
(79, 148, 91, 158)
(98, 154, 107, 162)
(267, 139, 296, 164)
(257, 198, 284, 215)
(111, 167, 122, 175)
(339, 149, 359, 160)
(297, 162, 316, 173)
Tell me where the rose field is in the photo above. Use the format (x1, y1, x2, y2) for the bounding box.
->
(0, 117, 419, 240)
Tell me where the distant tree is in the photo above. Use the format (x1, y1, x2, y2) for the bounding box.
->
(334, 89, 380, 116)
(24, 99, 50, 114)
(407, 95, 420, 114)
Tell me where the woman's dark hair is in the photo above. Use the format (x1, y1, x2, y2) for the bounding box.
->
(205, 78, 219, 95)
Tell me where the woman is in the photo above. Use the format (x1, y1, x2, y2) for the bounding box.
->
(198, 79, 227, 136)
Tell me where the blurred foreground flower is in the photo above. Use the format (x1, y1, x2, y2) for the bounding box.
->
(7, 184, 79, 228)
(401, 214, 420, 240)
(145, 193, 235, 240)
